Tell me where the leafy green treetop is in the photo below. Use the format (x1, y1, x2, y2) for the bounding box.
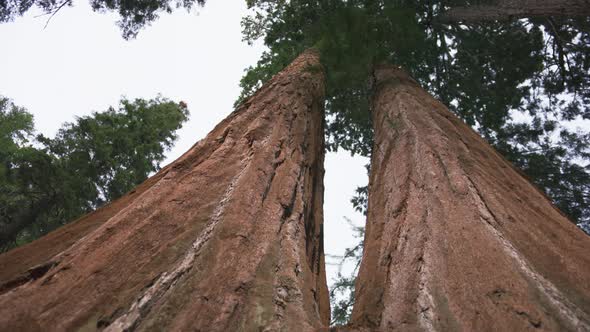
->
(0, 96, 189, 251)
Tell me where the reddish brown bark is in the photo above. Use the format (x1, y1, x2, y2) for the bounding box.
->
(350, 65, 590, 331)
(0, 49, 330, 331)
(438, 0, 590, 23)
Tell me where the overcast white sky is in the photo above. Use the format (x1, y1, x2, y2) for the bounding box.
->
(0, 1, 368, 287)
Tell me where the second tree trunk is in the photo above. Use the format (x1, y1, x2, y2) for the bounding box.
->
(351, 64, 590, 331)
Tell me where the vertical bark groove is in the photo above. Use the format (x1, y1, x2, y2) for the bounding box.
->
(350, 65, 590, 331)
(0, 49, 330, 331)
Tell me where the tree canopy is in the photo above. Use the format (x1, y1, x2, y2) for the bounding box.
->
(3, 0, 587, 231)
(0, 0, 205, 38)
(0, 96, 189, 251)
(239, 0, 590, 231)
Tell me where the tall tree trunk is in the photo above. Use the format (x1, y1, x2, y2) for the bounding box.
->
(438, 0, 590, 23)
(0, 49, 330, 331)
(350, 64, 590, 331)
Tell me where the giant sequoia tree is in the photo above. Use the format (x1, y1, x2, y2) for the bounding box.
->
(1, 0, 590, 331)
(0, 50, 330, 331)
(351, 65, 590, 331)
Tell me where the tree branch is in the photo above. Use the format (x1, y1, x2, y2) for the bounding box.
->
(437, 0, 590, 24)
(35, 0, 71, 30)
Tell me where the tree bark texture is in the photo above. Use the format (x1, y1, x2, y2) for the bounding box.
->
(349, 65, 590, 331)
(438, 0, 590, 23)
(0, 49, 330, 331)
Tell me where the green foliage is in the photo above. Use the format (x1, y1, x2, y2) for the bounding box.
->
(0, 98, 34, 153)
(495, 119, 590, 225)
(441, 23, 545, 134)
(241, 0, 430, 156)
(241, 0, 590, 228)
(41, 97, 188, 202)
(351, 185, 368, 216)
(0, 96, 189, 251)
(0, 97, 58, 250)
(0, 0, 205, 39)
(330, 274, 356, 326)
